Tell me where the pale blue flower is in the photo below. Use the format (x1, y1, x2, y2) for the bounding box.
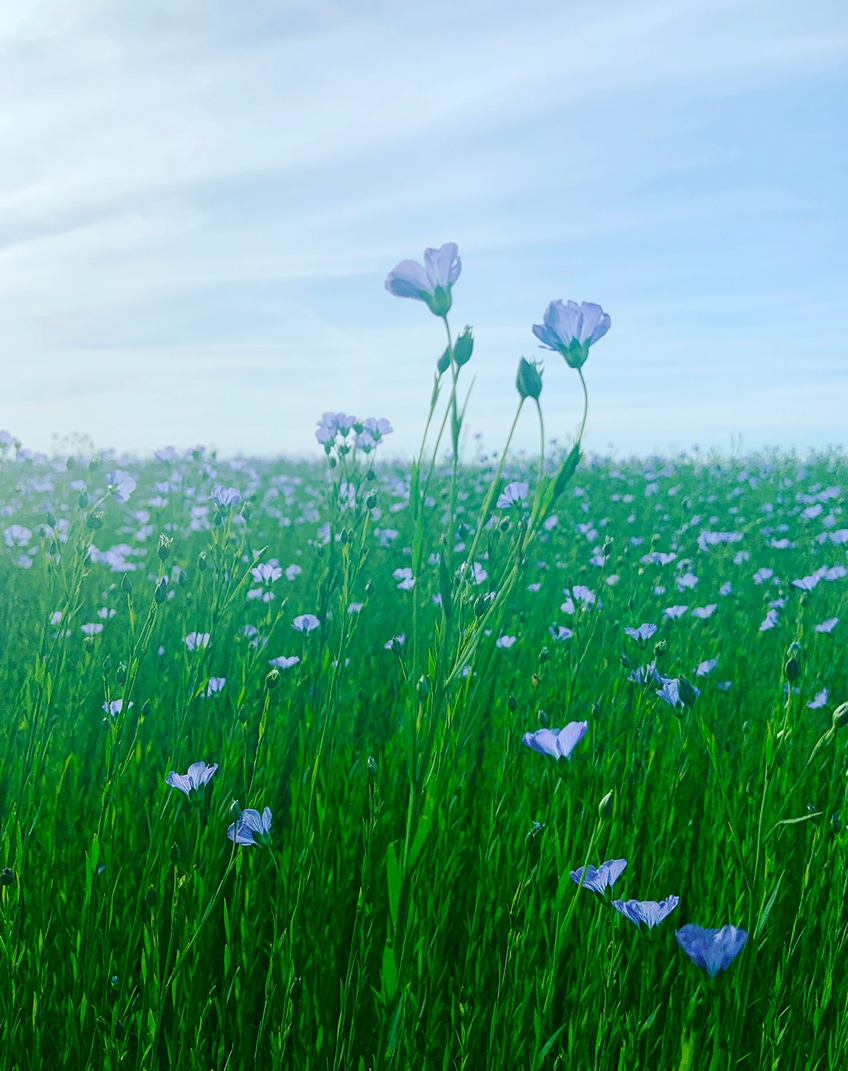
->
(612, 895, 680, 929)
(570, 858, 627, 895)
(497, 481, 529, 508)
(522, 722, 587, 760)
(385, 243, 461, 316)
(227, 806, 272, 847)
(532, 300, 611, 369)
(675, 924, 748, 977)
(624, 622, 657, 643)
(166, 761, 218, 797)
(292, 614, 320, 633)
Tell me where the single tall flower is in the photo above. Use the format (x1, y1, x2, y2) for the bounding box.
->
(522, 721, 588, 760)
(385, 242, 461, 317)
(675, 924, 748, 977)
(227, 807, 273, 847)
(532, 300, 610, 369)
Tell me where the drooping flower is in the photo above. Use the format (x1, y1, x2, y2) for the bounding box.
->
(675, 924, 748, 977)
(532, 300, 611, 369)
(613, 895, 680, 929)
(570, 858, 627, 895)
(166, 761, 218, 797)
(227, 806, 273, 847)
(522, 721, 588, 760)
(385, 242, 461, 317)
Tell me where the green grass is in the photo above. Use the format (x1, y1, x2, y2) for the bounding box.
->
(0, 436, 846, 1070)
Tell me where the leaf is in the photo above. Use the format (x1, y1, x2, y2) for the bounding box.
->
(386, 840, 401, 932)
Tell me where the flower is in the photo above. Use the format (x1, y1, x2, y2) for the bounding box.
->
(210, 485, 242, 509)
(612, 896, 680, 929)
(227, 806, 273, 847)
(815, 617, 838, 634)
(107, 470, 137, 503)
(292, 614, 320, 633)
(102, 698, 132, 717)
(624, 622, 658, 643)
(675, 924, 748, 977)
(532, 300, 611, 369)
(497, 481, 529, 509)
(166, 761, 218, 797)
(385, 242, 461, 317)
(184, 631, 211, 651)
(570, 858, 627, 895)
(204, 677, 226, 697)
(268, 655, 300, 669)
(522, 721, 588, 760)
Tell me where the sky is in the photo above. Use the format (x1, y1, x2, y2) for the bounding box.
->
(1, 0, 846, 461)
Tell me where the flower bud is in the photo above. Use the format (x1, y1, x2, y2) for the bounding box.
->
(508, 694, 517, 712)
(46, 511, 57, 528)
(678, 676, 699, 708)
(121, 574, 133, 594)
(144, 886, 157, 908)
(86, 511, 104, 530)
(437, 348, 451, 374)
(366, 492, 378, 510)
(516, 357, 543, 401)
(154, 578, 168, 605)
(598, 790, 614, 818)
(454, 327, 474, 368)
(116, 663, 127, 685)
(141, 699, 151, 717)
(0, 867, 14, 887)
(538, 646, 549, 664)
(537, 708, 549, 727)
(102, 655, 112, 676)
(198, 551, 207, 573)
(653, 639, 668, 659)
(525, 820, 545, 866)
(265, 668, 280, 690)
(158, 535, 172, 561)
(78, 491, 89, 509)
(416, 675, 431, 700)
(784, 658, 801, 683)
(833, 702, 848, 730)
(367, 755, 378, 782)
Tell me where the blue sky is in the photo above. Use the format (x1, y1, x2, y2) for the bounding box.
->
(1, 0, 846, 459)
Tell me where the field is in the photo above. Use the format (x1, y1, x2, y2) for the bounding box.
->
(0, 427, 846, 1071)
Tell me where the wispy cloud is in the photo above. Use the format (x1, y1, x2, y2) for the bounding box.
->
(0, 0, 846, 455)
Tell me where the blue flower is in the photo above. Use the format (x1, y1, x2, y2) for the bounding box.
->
(522, 721, 588, 760)
(624, 622, 658, 644)
(385, 243, 461, 317)
(532, 300, 610, 369)
(165, 761, 218, 798)
(675, 924, 748, 977)
(227, 806, 273, 847)
(612, 895, 680, 929)
(570, 858, 627, 895)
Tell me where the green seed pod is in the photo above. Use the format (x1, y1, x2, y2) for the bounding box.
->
(516, 357, 543, 400)
(832, 702, 848, 730)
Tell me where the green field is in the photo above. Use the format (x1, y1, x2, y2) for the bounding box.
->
(0, 429, 846, 1070)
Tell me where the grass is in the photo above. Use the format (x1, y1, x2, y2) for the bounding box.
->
(0, 432, 846, 1070)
